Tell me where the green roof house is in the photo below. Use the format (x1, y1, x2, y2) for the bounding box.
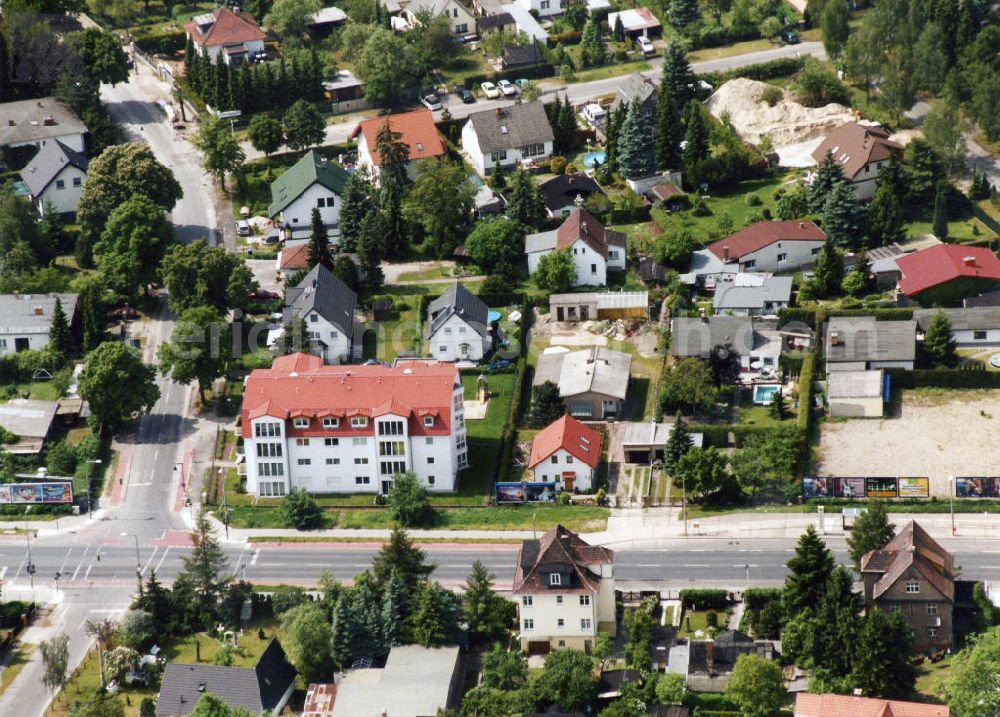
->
(268, 150, 350, 241)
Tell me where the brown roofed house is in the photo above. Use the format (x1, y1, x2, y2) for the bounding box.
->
(185, 7, 266, 64)
(525, 208, 628, 287)
(704, 220, 827, 274)
(794, 693, 949, 717)
(811, 121, 904, 200)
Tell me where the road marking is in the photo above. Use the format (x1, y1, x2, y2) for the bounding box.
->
(733, 564, 759, 568)
(58, 547, 74, 575)
(132, 482, 153, 487)
(683, 564, 710, 568)
(250, 549, 260, 566)
(0, 566, 7, 581)
(154, 546, 171, 574)
(142, 547, 160, 576)
(84, 563, 93, 580)
(634, 563, 660, 568)
(154, 449, 160, 463)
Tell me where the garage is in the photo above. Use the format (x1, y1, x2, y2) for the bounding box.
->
(621, 422, 703, 464)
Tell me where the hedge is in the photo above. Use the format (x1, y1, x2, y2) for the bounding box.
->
(679, 589, 729, 610)
(797, 352, 816, 433)
(885, 366, 1000, 389)
(777, 307, 915, 328)
(459, 63, 556, 88)
(0, 348, 64, 383)
(133, 29, 187, 55)
(547, 30, 582, 46)
(743, 588, 782, 611)
(700, 57, 806, 88)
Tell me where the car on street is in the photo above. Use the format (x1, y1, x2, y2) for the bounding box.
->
(780, 29, 800, 44)
(636, 36, 655, 56)
(235, 219, 251, 236)
(498, 79, 517, 97)
(420, 93, 442, 111)
(481, 81, 501, 99)
(459, 88, 475, 103)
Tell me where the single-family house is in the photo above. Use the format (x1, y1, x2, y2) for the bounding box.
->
(697, 220, 827, 276)
(670, 316, 781, 375)
(914, 307, 1000, 348)
(307, 6, 348, 37)
(462, 102, 554, 176)
(329, 645, 462, 717)
(502, 42, 546, 70)
(155, 639, 296, 717)
(512, 525, 616, 653)
(712, 274, 793, 316)
(685, 630, 778, 692)
(19, 140, 88, 217)
(525, 208, 627, 287)
(283, 265, 359, 364)
(479, 11, 516, 34)
(276, 244, 310, 276)
(794, 694, 949, 717)
(825, 317, 917, 372)
(549, 291, 648, 322)
(896, 244, 1000, 306)
(539, 172, 605, 218)
(268, 150, 349, 241)
(0, 399, 59, 455)
(620, 421, 703, 464)
(0, 293, 78, 356)
(611, 72, 658, 118)
(826, 369, 885, 418)
(527, 415, 602, 491)
(426, 281, 493, 362)
(606, 7, 662, 37)
(532, 346, 631, 419)
(185, 7, 266, 64)
(500, 2, 549, 41)
(0, 97, 86, 155)
(811, 121, 904, 200)
(515, 0, 563, 19)
(353, 109, 446, 182)
(402, 0, 476, 34)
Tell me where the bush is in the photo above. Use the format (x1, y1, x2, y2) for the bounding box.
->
(679, 589, 729, 610)
(281, 488, 326, 530)
(743, 588, 782, 611)
(46, 440, 77, 477)
(745, 193, 761, 206)
(706, 610, 719, 628)
(549, 156, 567, 174)
(270, 585, 311, 615)
(794, 58, 850, 107)
(386, 472, 434, 527)
(761, 85, 783, 107)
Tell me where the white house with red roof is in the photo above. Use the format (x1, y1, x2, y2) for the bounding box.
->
(895, 244, 1000, 306)
(794, 694, 949, 717)
(810, 121, 904, 200)
(525, 209, 627, 287)
(690, 220, 827, 278)
(241, 353, 467, 496)
(527, 415, 601, 492)
(352, 110, 446, 183)
(185, 7, 266, 64)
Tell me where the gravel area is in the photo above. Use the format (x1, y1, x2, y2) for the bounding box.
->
(817, 390, 1000, 496)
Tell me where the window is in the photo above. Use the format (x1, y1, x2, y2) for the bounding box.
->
(927, 603, 937, 614)
(445, 327, 453, 335)
(326, 458, 340, 465)
(540, 0, 550, 7)
(0, 339, 6, 349)
(522, 596, 533, 606)
(380, 460, 406, 475)
(522, 143, 546, 157)
(456, 22, 468, 32)
(581, 619, 592, 630)
(323, 417, 340, 429)
(378, 421, 405, 436)
(259, 462, 285, 477)
(974, 330, 987, 340)
(566, 455, 574, 464)
(906, 580, 920, 594)
(812, 247, 821, 256)
(351, 417, 369, 429)
(352, 437, 367, 446)
(256, 443, 282, 457)
(255, 422, 281, 438)
(523, 619, 534, 630)
(428, 475, 435, 485)
(439, 345, 447, 352)
(609, 250, 618, 259)
(295, 438, 310, 446)
(742, 260, 756, 270)
(549, 573, 561, 586)
(55, 179, 65, 189)
(423, 416, 434, 427)
(72, 177, 82, 187)
(330, 331, 338, 340)
(556, 595, 563, 605)
(927, 627, 938, 638)
(309, 314, 318, 323)
(491, 150, 508, 162)
(591, 264, 597, 274)
(579, 595, 590, 606)
(259, 481, 286, 497)
(551, 456, 558, 464)
(380, 441, 406, 456)
(354, 457, 369, 465)
(427, 457, 435, 464)
(325, 438, 339, 447)
(777, 252, 788, 262)
(458, 452, 468, 467)
(426, 437, 434, 445)
(888, 602, 901, 613)
(569, 403, 592, 418)
(297, 458, 311, 466)
(557, 618, 564, 628)
(355, 476, 370, 485)
(293, 418, 310, 429)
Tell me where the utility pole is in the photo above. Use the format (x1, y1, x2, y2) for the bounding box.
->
(682, 470, 688, 537)
(948, 477, 956, 535)
(24, 524, 35, 593)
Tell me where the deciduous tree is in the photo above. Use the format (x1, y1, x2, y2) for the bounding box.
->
(265, 0, 323, 42)
(481, 642, 528, 689)
(725, 654, 785, 717)
(945, 626, 1000, 717)
(247, 115, 284, 159)
(659, 358, 719, 415)
(159, 306, 231, 404)
(533, 649, 598, 712)
(533, 248, 576, 293)
(79, 342, 160, 435)
(159, 241, 258, 314)
(40, 633, 70, 694)
(281, 602, 333, 683)
(847, 500, 895, 568)
(387, 472, 434, 527)
(281, 488, 326, 529)
(403, 157, 475, 258)
(465, 216, 525, 268)
(95, 195, 174, 301)
(283, 100, 325, 151)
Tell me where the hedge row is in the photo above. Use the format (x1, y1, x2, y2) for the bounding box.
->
(0, 348, 64, 383)
(687, 423, 800, 449)
(679, 588, 729, 610)
(458, 62, 556, 88)
(133, 29, 187, 55)
(797, 352, 816, 433)
(776, 306, 914, 328)
(885, 366, 1000, 389)
(743, 588, 782, 611)
(700, 56, 806, 88)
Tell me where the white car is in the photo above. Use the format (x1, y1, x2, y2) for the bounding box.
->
(420, 94, 442, 111)
(498, 79, 517, 97)
(481, 81, 501, 99)
(636, 36, 655, 56)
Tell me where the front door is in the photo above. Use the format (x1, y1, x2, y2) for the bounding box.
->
(557, 307, 564, 321)
(580, 305, 589, 320)
(381, 480, 391, 495)
(14, 337, 29, 352)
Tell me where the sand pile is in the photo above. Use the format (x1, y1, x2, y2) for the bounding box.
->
(705, 78, 854, 148)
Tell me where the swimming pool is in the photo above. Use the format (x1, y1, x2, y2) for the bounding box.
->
(487, 310, 502, 323)
(753, 384, 780, 404)
(582, 151, 606, 168)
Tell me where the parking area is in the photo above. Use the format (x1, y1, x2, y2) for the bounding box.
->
(817, 389, 1000, 496)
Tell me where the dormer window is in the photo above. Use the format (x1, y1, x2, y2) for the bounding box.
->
(351, 416, 369, 429)
(323, 417, 340, 429)
(293, 418, 310, 429)
(423, 416, 434, 427)
(549, 573, 561, 587)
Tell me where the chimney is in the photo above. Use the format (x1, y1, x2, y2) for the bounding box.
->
(799, 221, 804, 229)
(582, 221, 589, 235)
(964, 256, 977, 267)
(33, 305, 44, 316)
(43, 116, 55, 126)
(722, 245, 730, 261)
(699, 307, 707, 323)
(830, 331, 841, 346)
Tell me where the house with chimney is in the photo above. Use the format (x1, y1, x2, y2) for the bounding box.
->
(0, 293, 77, 356)
(527, 415, 602, 492)
(685, 630, 778, 692)
(282, 265, 360, 364)
(532, 347, 631, 419)
(0, 98, 86, 156)
(860, 521, 956, 654)
(825, 317, 916, 372)
(896, 244, 1000, 306)
(184, 6, 266, 64)
(525, 208, 627, 287)
(690, 220, 827, 278)
(19, 139, 89, 217)
(539, 172, 606, 218)
(425, 282, 493, 362)
(268, 150, 350, 242)
(811, 121, 904, 200)
(352, 109, 446, 182)
(512, 525, 615, 654)
(461, 102, 554, 176)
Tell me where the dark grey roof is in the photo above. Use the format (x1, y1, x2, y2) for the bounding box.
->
(648, 706, 692, 717)
(539, 172, 604, 212)
(465, 101, 554, 155)
(687, 636, 772, 673)
(426, 281, 489, 339)
(503, 43, 545, 67)
(599, 668, 643, 694)
(671, 316, 753, 359)
(480, 11, 515, 29)
(283, 264, 358, 338)
(963, 288, 1000, 308)
(19, 139, 88, 196)
(612, 72, 658, 111)
(639, 256, 669, 283)
(155, 639, 296, 717)
(913, 307, 1000, 332)
(825, 317, 917, 364)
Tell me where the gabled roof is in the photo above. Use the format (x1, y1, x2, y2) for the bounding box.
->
(612, 72, 658, 111)
(896, 244, 1000, 297)
(860, 521, 955, 602)
(185, 6, 266, 48)
(503, 43, 545, 67)
(810, 121, 903, 180)
(283, 264, 358, 338)
(465, 101, 554, 155)
(913, 306, 1000, 332)
(406, 0, 472, 17)
(277, 244, 310, 272)
(19, 139, 88, 197)
(533, 347, 632, 400)
(793, 693, 949, 717)
(352, 110, 446, 166)
(268, 150, 349, 217)
(713, 276, 793, 311)
(825, 317, 917, 364)
(480, 11, 515, 30)
(670, 316, 753, 359)
(528, 415, 602, 469)
(538, 172, 604, 212)
(0, 97, 86, 147)
(512, 524, 613, 594)
(526, 208, 626, 259)
(426, 281, 489, 339)
(155, 639, 296, 717)
(706, 220, 826, 261)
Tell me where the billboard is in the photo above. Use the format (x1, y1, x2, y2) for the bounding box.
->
(955, 477, 1000, 498)
(802, 477, 831, 498)
(897, 477, 930, 498)
(495, 482, 558, 504)
(866, 477, 898, 498)
(833, 477, 865, 499)
(0, 482, 73, 504)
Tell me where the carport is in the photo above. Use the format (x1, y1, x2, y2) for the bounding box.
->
(620, 421, 703, 464)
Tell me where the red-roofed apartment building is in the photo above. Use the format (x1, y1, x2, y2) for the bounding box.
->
(811, 121, 904, 200)
(513, 525, 615, 653)
(896, 244, 1000, 306)
(703, 220, 826, 275)
(241, 353, 467, 496)
(185, 7, 266, 64)
(794, 693, 949, 717)
(527, 415, 602, 491)
(860, 521, 956, 653)
(352, 110, 446, 182)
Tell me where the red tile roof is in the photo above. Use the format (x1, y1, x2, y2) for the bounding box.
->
(528, 415, 602, 469)
(707, 220, 826, 262)
(512, 525, 613, 595)
(811, 122, 903, 180)
(352, 110, 446, 166)
(794, 693, 949, 717)
(860, 521, 955, 601)
(896, 244, 1000, 297)
(241, 353, 458, 438)
(185, 7, 266, 49)
(278, 244, 310, 271)
(555, 208, 626, 259)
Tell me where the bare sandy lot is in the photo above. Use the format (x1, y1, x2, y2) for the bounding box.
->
(817, 389, 1000, 497)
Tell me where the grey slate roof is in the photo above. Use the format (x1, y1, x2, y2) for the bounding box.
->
(0, 97, 86, 148)
(155, 639, 296, 717)
(0, 293, 78, 335)
(465, 101, 554, 155)
(480, 11, 515, 29)
(671, 316, 753, 359)
(539, 172, 604, 212)
(825, 317, 917, 364)
(533, 347, 631, 400)
(503, 43, 545, 67)
(283, 264, 357, 338)
(713, 276, 792, 312)
(426, 281, 489, 339)
(0, 399, 59, 439)
(913, 307, 1000, 332)
(611, 72, 657, 112)
(19, 139, 88, 196)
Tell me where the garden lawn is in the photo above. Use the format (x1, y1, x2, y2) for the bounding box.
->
(572, 60, 652, 83)
(0, 643, 34, 699)
(904, 218, 995, 244)
(914, 656, 952, 703)
(738, 405, 797, 427)
(677, 609, 728, 638)
(338, 504, 609, 531)
(458, 371, 516, 501)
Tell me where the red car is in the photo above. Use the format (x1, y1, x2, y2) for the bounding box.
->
(248, 289, 280, 304)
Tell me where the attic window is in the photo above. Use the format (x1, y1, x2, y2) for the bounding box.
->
(500, 125, 509, 134)
(549, 573, 561, 586)
(423, 416, 434, 427)
(416, 142, 423, 152)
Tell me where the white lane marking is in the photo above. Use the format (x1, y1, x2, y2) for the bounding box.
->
(133, 482, 153, 487)
(733, 564, 759, 568)
(249, 549, 260, 566)
(142, 547, 160, 576)
(683, 564, 710, 568)
(634, 564, 660, 568)
(58, 547, 74, 575)
(84, 563, 93, 580)
(154, 449, 160, 463)
(0, 566, 7, 581)
(154, 546, 171, 574)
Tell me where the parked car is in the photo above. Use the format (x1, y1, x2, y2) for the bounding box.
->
(780, 29, 800, 44)
(248, 289, 280, 304)
(635, 36, 655, 56)
(498, 79, 517, 97)
(420, 93, 442, 111)
(514, 78, 530, 87)
(109, 305, 138, 320)
(459, 88, 475, 104)
(481, 81, 500, 99)
(235, 219, 251, 236)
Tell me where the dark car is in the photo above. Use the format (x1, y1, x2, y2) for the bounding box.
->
(459, 88, 475, 104)
(248, 289, 280, 304)
(109, 305, 139, 320)
(780, 29, 800, 44)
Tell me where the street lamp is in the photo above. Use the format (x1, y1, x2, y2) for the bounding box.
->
(86, 459, 102, 514)
(681, 469, 688, 537)
(948, 477, 956, 535)
(24, 523, 35, 592)
(121, 532, 142, 585)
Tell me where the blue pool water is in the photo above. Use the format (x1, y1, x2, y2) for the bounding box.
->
(488, 310, 502, 323)
(753, 384, 780, 404)
(582, 151, 606, 168)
